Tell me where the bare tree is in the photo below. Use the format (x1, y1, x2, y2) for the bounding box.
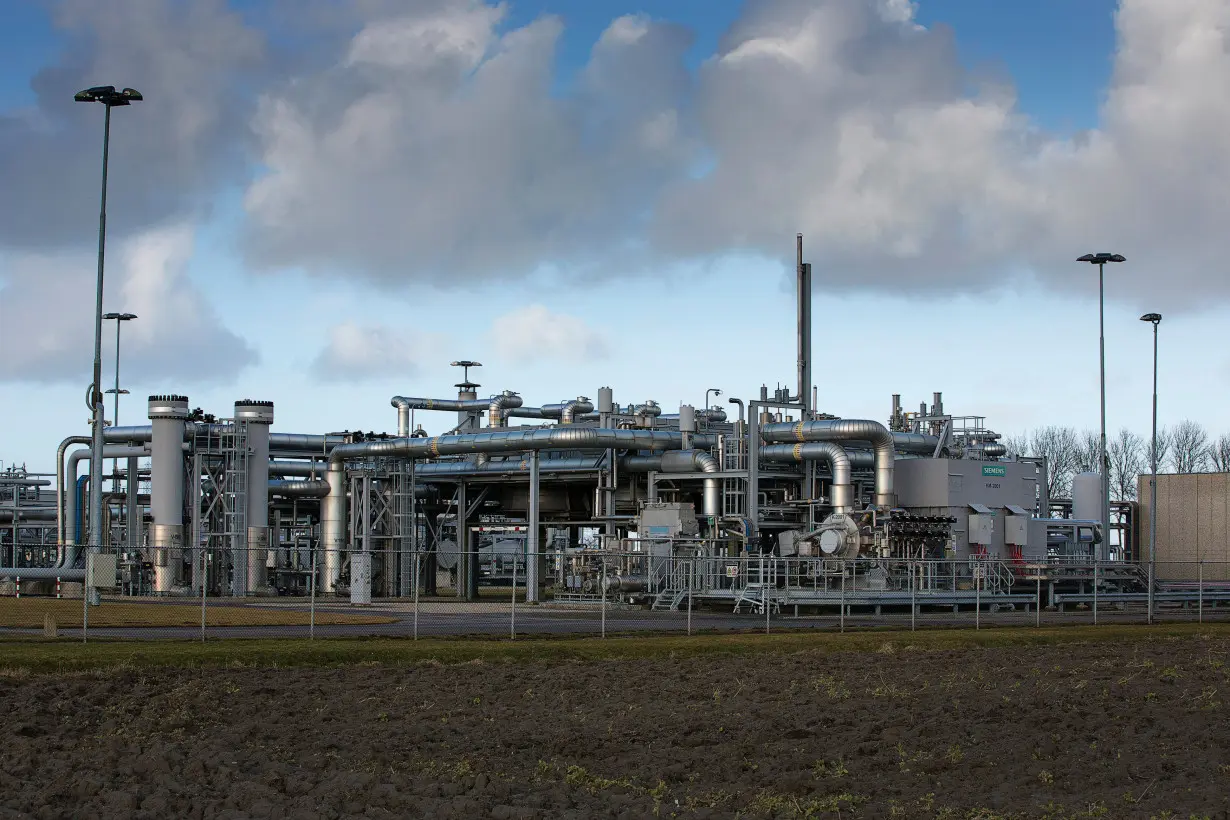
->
(1027, 426, 1080, 498)
(1003, 433, 1029, 458)
(1169, 419, 1210, 473)
(1073, 429, 1101, 475)
(1108, 428, 1146, 501)
(1208, 434, 1230, 472)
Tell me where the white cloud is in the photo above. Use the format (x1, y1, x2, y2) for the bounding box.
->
(311, 323, 452, 383)
(0, 0, 264, 249)
(0, 225, 256, 384)
(242, 2, 692, 284)
(487, 305, 609, 364)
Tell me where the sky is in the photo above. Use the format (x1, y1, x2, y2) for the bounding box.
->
(2, 0, 1229, 475)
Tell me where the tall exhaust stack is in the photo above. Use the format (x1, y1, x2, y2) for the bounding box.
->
(148, 395, 188, 594)
(797, 233, 813, 418)
(235, 400, 274, 595)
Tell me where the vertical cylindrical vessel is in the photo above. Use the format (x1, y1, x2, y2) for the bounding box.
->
(322, 462, 345, 593)
(236, 400, 274, 595)
(597, 386, 614, 415)
(148, 395, 188, 594)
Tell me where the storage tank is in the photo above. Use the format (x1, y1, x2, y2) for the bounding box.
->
(1072, 472, 1101, 523)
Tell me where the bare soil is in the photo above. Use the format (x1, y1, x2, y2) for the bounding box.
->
(1, 635, 1228, 819)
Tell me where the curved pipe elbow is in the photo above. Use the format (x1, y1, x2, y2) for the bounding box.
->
(487, 392, 524, 428)
(560, 397, 594, 425)
(760, 419, 896, 509)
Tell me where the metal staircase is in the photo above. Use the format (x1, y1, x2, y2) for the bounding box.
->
(733, 582, 780, 615)
(651, 588, 689, 611)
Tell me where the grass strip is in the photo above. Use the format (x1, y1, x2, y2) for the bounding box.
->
(0, 598, 394, 628)
(0, 622, 1227, 674)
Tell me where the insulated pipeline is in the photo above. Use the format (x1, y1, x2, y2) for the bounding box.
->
(758, 443, 852, 513)
(761, 419, 898, 508)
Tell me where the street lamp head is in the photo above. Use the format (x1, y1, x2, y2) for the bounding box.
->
(1076, 252, 1126, 264)
(104, 388, 131, 396)
(1140, 312, 1162, 325)
(75, 86, 142, 106)
(103, 312, 138, 321)
(450, 360, 482, 368)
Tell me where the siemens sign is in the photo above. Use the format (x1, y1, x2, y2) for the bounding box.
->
(982, 465, 1007, 478)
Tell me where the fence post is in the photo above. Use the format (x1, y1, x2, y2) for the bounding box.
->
(309, 546, 317, 641)
(910, 560, 916, 632)
(200, 547, 208, 643)
(1035, 574, 1041, 628)
(839, 560, 846, 634)
(1198, 560, 1203, 625)
(413, 551, 420, 641)
(975, 565, 981, 631)
(1093, 561, 1099, 626)
(686, 559, 693, 637)
(510, 553, 517, 641)
(81, 569, 88, 644)
(1147, 562, 1155, 625)
(600, 556, 607, 639)
(764, 557, 771, 635)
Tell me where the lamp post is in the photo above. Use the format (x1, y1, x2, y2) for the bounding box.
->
(1141, 311, 1162, 624)
(1077, 252, 1125, 558)
(76, 85, 142, 553)
(103, 311, 137, 491)
(705, 388, 722, 410)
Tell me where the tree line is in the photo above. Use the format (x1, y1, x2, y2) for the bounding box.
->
(1004, 421, 1230, 501)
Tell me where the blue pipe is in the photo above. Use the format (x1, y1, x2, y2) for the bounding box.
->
(74, 475, 88, 545)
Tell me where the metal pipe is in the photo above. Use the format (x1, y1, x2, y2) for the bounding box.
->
(328, 427, 687, 465)
(761, 419, 897, 508)
(797, 233, 812, 416)
(969, 443, 1008, 458)
(149, 395, 188, 593)
(621, 450, 720, 519)
(0, 509, 57, 522)
(727, 398, 745, 426)
(268, 479, 331, 498)
(269, 460, 330, 478)
(322, 462, 345, 592)
(560, 397, 594, 425)
(527, 450, 540, 602)
(65, 444, 149, 550)
(56, 435, 91, 548)
(487, 391, 524, 427)
(236, 400, 274, 594)
(758, 442, 852, 513)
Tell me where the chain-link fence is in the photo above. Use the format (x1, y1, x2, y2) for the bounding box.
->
(2, 548, 1228, 641)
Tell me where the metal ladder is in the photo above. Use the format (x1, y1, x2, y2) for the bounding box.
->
(221, 420, 248, 595)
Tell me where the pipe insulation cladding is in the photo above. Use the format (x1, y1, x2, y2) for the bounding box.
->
(621, 450, 721, 519)
(761, 419, 898, 508)
(148, 395, 189, 593)
(236, 400, 274, 595)
(758, 442, 853, 513)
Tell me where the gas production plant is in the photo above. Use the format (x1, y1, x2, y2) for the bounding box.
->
(3, 237, 1145, 612)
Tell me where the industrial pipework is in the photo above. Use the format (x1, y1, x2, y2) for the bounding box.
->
(761, 419, 898, 508)
(235, 400, 275, 595)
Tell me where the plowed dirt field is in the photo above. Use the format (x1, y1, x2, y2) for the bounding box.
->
(2, 635, 1228, 818)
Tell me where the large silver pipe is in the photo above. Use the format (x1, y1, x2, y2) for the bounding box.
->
(560, 397, 594, 425)
(412, 457, 602, 477)
(622, 450, 720, 519)
(969, 442, 1008, 458)
(268, 479, 330, 498)
(0, 508, 57, 522)
(0, 478, 51, 487)
(329, 427, 687, 465)
(322, 462, 345, 593)
(762, 419, 897, 508)
(797, 233, 812, 415)
(65, 444, 150, 558)
(267, 433, 345, 453)
(269, 460, 330, 478)
(487, 391, 524, 427)
(56, 435, 90, 548)
(890, 432, 942, 454)
(149, 395, 189, 593)
(103, 425, 153, 443)
(759, 442, 852, 513)
(237, 400, 274, 594)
